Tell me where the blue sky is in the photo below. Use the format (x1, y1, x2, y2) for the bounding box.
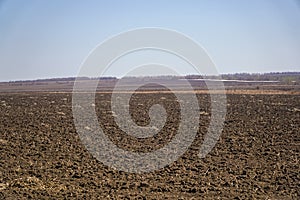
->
(0, 0, 300, 81)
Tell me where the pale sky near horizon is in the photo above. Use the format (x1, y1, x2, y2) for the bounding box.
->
(0, 0, 300, 81)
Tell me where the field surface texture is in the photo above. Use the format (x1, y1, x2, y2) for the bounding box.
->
(0, 91, 299, 199)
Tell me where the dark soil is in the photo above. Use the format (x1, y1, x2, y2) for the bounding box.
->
(0, 92, 299, 199)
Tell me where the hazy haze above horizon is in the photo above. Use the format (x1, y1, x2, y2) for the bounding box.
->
(0, 0, 300, 81)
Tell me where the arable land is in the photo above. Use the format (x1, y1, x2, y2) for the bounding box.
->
(0, 77, 299, 199)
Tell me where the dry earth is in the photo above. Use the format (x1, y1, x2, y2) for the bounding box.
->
(0, 90, 299, 199)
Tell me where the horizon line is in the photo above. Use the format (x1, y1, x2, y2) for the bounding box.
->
(1, 71, 299, 83)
